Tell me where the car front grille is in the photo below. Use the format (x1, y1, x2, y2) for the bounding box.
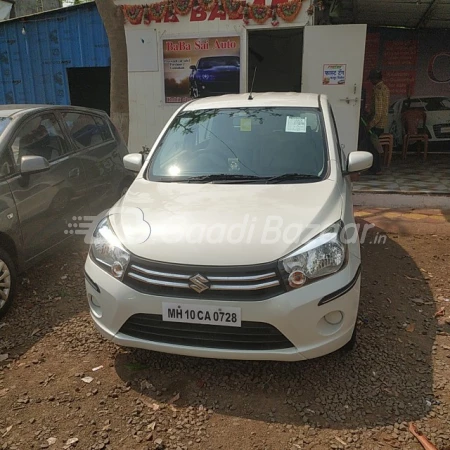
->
(123, 257, 285, 301)
(433, 124, 450, 139)
(119, 314, 294, 351)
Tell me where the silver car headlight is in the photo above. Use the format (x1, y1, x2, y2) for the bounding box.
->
(90, 217, 130, 280)
(278, 221, 347, 290)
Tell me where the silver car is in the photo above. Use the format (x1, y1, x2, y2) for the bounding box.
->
(0, 105, 134, 317)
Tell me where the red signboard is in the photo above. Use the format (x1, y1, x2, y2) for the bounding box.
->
(383, 40, 418, 67)
(363, 33, 380, 81)
(382, 70, 416, 97)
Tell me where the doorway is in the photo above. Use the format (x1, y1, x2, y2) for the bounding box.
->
(67, 67, 111, 114)
(247, 28, 303, 93)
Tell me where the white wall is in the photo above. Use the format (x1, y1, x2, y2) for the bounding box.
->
(114, 0, 312, 152)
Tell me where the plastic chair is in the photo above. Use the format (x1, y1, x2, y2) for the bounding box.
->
(401, 109, 428, 161)
(378, 133, 393, 168)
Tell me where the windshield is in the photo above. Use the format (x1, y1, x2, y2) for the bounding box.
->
(148, 107, 327, 183)
(198, 57, 240, 69)
(0, 117, 11, 137)
(404, 97, 450, 112)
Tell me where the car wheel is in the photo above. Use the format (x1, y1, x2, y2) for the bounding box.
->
(341, 326, 357, 352)
(191, 84, 200, 99)
(0, 248, 16, 319)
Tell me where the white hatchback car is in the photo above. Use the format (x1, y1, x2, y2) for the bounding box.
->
(84, 93, 372, 361)
(388, 96, 450, 146)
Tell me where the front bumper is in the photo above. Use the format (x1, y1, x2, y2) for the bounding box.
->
(85, 255, 361, 361)
(429, 126, 450, 142)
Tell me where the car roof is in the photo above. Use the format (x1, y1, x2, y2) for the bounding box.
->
(200, 56, 238, 59)
(0, 105, 49, 117)
(0, 104, 108, 118)
(398, 96, 449, 101)
(183, 92, 321, 111)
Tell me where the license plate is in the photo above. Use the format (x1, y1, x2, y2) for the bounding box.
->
(441, 126, 450, 133)
(162, 303, 241, 327)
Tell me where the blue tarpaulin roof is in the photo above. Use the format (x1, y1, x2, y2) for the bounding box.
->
(0, 2, 110, 105)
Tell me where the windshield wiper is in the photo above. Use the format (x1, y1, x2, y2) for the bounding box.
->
(182, 174, 266, 183)
(265, 173, 322, 184)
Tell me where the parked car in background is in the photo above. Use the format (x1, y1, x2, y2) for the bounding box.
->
(387, 96, 450, 146)
(0, 105, 134, 317)
(85, 92, 373, 361)
(189, 56, 240, 98)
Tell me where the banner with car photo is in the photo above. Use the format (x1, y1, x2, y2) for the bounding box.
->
(362, 28, 450, 150)
(162, 36, 240, 104)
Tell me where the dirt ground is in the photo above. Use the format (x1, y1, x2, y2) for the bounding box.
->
(1, 231, 450, 450)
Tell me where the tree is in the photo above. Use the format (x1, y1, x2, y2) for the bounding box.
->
(95, 0, 129, 144)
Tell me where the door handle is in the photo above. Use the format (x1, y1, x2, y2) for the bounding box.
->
(340, 97, 359, 105)
(69, 167, 80, 178)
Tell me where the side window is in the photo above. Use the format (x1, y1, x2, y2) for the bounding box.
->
(0, 148, 15, 178)
(63, 112, 113, 149)
(11, 113, 67, 164)
(328, 105, 345, 169)
(94, 116, 114, 142)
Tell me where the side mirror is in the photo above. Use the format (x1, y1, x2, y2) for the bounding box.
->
(346, 151, 373, 174)
(124, 153, 144, 173)
(20, 155, 50, 175)
(189, 65, 197, 70)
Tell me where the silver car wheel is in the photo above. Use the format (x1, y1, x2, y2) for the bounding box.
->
(0, 259, 11, 310)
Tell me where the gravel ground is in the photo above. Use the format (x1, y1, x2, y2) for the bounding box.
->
(0, 231, 450, 450)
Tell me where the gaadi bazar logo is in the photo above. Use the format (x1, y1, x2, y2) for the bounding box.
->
(428, 52, 450, 83)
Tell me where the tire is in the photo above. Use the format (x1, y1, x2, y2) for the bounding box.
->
(118, 179, 133, 199)
(341, 326, 357, 352)
(191, 83, 200, 99)
(0, 247, 16, 319)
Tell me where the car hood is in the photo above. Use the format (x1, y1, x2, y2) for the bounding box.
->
(109, 178, 343, 266)
(425, 110, 450, 124)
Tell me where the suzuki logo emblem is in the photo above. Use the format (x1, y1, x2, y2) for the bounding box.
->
(189, 274, 210, 293)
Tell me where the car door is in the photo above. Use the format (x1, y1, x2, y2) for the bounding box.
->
(6, 111, 89, 262)
(60, 110, 127, 216)
(0, 144, 22, 265)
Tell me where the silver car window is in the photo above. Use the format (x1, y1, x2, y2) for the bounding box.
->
(0, 117, 11, 137)
(11, 113, 67, 164)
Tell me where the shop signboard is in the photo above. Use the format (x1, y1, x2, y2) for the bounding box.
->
(162, 35, 241, 104)
(322, 64, 346, 85)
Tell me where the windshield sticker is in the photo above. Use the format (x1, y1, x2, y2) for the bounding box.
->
(240, 118, 252, 132)
(285, 116, 307, 133)
(228, 158, 240, 171)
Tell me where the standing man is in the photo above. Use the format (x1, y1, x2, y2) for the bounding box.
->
(367, 69, 390, 174)
(358, 87, 381, 175)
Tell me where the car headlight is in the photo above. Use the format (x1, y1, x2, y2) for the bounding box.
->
(278, 221, 347, 290)
(90, 217, 130, 280)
